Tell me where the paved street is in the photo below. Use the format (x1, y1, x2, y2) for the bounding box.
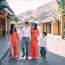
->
(0, 37, 10, 61)
(0, 0, 65, 65)
(1, 37, 65, 65)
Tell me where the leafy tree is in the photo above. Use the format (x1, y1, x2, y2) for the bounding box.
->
(54, 0, 65, 20)
(14, 16, 20, 22)
(56, 0, 65, 11)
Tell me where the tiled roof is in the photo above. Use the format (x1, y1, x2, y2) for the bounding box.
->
(33, 1, 54, 22)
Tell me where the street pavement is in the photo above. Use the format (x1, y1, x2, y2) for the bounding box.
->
(0, 37, 10, 62)
(1, 37, 65, 65)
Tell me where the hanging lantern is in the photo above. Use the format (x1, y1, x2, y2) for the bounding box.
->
(1, 12, 5, 15)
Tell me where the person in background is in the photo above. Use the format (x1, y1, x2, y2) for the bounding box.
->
(8, 24, 20, 58)
(39, 32, 47, 59)
(17, 27, 22, 40)
(20, 26, 23, 40)
(21, 22, 31, 60)
(29, 23, 39, 59)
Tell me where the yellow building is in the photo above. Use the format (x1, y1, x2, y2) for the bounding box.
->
(41, 19, 61, 35)
(0, 13, 8, 37)
(51, 20, 61, 35)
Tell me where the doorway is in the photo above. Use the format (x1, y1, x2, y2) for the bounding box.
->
(49, 23, 51, 33)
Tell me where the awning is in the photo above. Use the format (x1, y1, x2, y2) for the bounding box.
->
(0, 4, 14, 16)
(29, 19, 40, 23)
(0, 0, 5, 2)
(41, 16, 53, 23)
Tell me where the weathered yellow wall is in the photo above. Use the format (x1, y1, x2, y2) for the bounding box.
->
(41, 23, 50, 33)
(41, 20, 61, 35)
(6, 19, 8, 32)
(44, 23, 46, 32)
(52, 20, 58, 35)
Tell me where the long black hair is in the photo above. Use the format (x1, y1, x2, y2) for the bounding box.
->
(34, 24, 37, 30)
(25, 22, 29, 25)
(10, 24, 15, 34)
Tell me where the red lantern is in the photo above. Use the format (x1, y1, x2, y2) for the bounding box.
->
(0, 12, 5, 15)
(2, 12, 5, 15)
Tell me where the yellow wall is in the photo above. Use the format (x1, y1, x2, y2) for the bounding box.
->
(41, 20, 61, 35)
(6, 19, 8, 32)
(41, 23, 49, 33)
(52, 20, 58, 35)
(51, 20, 61, 35)
(0, 15, 8, 37)
(44, 23, 46, 32)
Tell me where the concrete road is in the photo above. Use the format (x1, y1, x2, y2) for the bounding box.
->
(1, 37, 65, 65)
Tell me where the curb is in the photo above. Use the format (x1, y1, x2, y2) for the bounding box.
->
(0, 48, 10, 61)
(48, 36, 65, 40)
(0, 47, 10, 65)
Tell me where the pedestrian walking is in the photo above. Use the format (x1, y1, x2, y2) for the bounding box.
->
(39, 32, 47, 59)
(29, 23, 39, 59)
(21, 22, 31, 60)
(8, 24, 20, 58)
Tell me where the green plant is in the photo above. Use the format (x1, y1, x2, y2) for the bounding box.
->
(64, 31, 65, 34)
(64, 23, 65, 27)
(14, 16, 20, 22)
(2, 28, 6, 36)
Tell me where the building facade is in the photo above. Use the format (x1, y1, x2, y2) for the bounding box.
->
(0, 0, 14, 37)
